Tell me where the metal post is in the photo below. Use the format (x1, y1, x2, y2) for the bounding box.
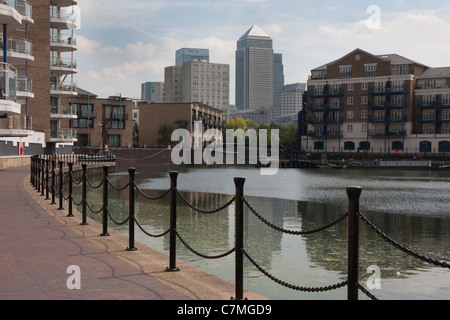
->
(100, 166, 110, 236)
(58, 161, 64, 210)
(347, 186, 362, 301)
(45, 159, 50, 200)
(41, 158, 45, 196)
(30, 156, 34, 185)
(234, 177, 246, 300)
(166, 171, 180, 272)
(51, 160, 56, 204)
(126, 168, 137, 251)
(80, 164, 88, 225)
(67, 163, 74, 217)
(36, 157, 41, 192)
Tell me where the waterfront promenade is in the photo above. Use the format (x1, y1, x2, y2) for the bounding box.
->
(0, 166, 266, 300)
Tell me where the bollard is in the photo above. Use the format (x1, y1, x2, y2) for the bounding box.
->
(67, 163, 74, 217)
(234, 177, 246, 300)
(37, 157, 41, 193)
(126, 168, 137, 251)
(45, 159, 50, 200)
(100, 166, 110, 236)
(41, 158, 45, 196)
(346, 186, 362, 301)
(58, 161, 64, 210)
(51, 160, 56, 205)
(166, 171, 180, 272)
(80, 164, 88, 225)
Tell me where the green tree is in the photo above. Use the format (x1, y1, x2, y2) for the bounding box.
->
(157, 122, 178, 147)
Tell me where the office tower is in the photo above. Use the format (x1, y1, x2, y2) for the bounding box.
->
(271, 83, 305, 120)
(164, 60, 230, 115)
(235, 25, 274, 111)
(141, 81, 164, 102)
(301, 48, 450, 153)
(274, 53, 284, 95)
(176, 48, 209, 67)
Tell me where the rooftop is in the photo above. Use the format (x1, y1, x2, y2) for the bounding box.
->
(239, 25, 271, 40)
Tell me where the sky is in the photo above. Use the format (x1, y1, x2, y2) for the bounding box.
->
(72, 0, 450, 103)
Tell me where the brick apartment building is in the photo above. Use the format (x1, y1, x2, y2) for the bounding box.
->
(0, 0, 79, 157)
(62, 88, 133, 150)
(138, 102, 224, 148)
(300, 48, 450, 154)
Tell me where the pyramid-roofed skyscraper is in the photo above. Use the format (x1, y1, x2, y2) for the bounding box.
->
(236, 25, 274, 111)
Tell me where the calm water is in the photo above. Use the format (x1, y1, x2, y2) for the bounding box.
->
(75, 163, 450, 300)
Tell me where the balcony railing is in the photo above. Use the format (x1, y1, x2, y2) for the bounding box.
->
(50, 57, 77, 69)
(50, 81, 77, 94)
(50, 34, 76, 46)
(50, 129, 77, 140)
(0, 37, 32, 56)
(1, 0, 32, 20)
(16, 75, 31, 93)
(50, 105, 76, 117)
(0, 62, 17, 102)
(0, 115, 31, 130)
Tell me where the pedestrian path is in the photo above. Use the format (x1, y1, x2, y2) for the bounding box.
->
(0, 166, 192, 300)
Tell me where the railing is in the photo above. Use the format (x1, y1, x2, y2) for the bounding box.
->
(29, 158, 450, 300)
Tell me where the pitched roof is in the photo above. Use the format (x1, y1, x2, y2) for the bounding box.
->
(418, 67, 450, 79)
(239, 25, 270, 40)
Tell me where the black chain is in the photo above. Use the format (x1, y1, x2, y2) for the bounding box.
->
(243, 249, 347, 292)
(106, 178, 130, 191)
(134, 182, 170, 200)
(357, 284, 378, 300)
(175, 229, 236, 259)
(177, 189, 236, 214)
(135, 219, 170, 238)
(85, 201, 103, 214)
(86, 176, 103, 189)
(243, 197, 348, 235)
(106, 207, 130, 226)
(358, 213, 450, 269)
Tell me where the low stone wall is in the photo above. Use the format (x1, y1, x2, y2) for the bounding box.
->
(0, 156, 31, 169)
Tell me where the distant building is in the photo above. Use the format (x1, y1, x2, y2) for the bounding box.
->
(176, 48, 210, 67)
(138, 102, 224, 148)
(274, 53, 285, 95)
(301, 48, 450, 153)
(230, 107, 269, 124)
(164, 60, 230, 117)
(271, 83, 305, 121)
(141, 82, 164, 102)
(236, 25, 274, 111)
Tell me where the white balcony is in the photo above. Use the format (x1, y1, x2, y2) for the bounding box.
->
(0, 37, 34, 64)
(50, 34, 77, 52)
(50, 7, 77, 30)
(16, 75, 33, 98)
(50, 57, 77, 74)
(15, 0, 33, 24)
(0, 62, 20, 115)
(50, 81, 77, 97)
(0, 114, 33, 137)
(50, 105, 77, 119)
(0, 1, 22, 28)
(50, 128, 77, 143)
(51, 0, 78, 7)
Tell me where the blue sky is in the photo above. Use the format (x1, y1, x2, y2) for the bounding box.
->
(73, 0, 450, 102)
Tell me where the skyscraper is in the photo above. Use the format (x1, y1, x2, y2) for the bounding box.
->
(176, 48, 210, 67)
(235, 25, 274, 111)
(273, 53, 285, 94)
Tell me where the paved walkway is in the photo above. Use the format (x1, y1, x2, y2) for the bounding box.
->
(0, 166, 191, 300)
(0, 166, 268, 301)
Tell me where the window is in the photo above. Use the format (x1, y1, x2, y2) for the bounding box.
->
(361, 96, 368, 105)
(423, 94, 437, 106)
(391, 80, 404, 92)
(375, 81, 386, 93)
(361, 124, 367, 132)
(391, 95, 404, 107)
(339, 66, 351, 78)
(424, 79, 436, 89)
(347, 97, 354, 105)
(361, 82, 368, 90)
(315, 84, 324, 95)
(361, 110, 368, 119)
(397, 65, 411, 75)
(347, 124, 353, 132)
(365, 64, 377, 77)
(347, 111, 354, 119)
(442, 94, 450, 105)
(442, 109, 450, 121)
(347, 83, 354, 91)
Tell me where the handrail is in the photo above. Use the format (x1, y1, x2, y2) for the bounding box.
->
(29, 155, 450, 300)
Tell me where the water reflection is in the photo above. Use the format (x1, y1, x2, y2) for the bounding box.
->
(74, 165, 450, 300)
